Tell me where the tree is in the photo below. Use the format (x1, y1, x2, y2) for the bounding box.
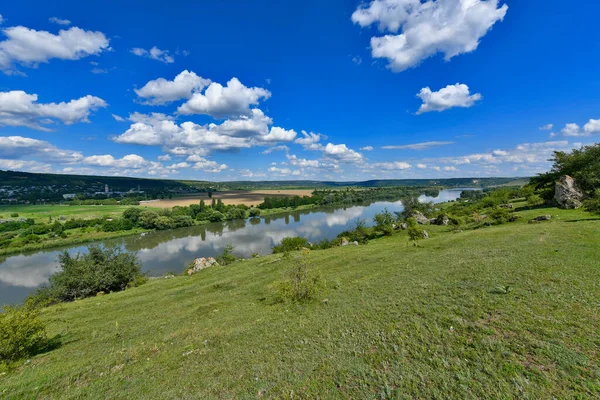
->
(531, 143, 600, 199)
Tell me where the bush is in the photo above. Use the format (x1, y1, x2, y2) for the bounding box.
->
(272, 237, 310, 253)
(35, 245, 145, 302)
(276, 251, 324, 302)
(10, 213, 19, 218)
(489, 207, 512, 224)
(407, 218, 425, 241)
(216, 244, 237, 266)
(0, 305, 49, 364)
(373, 208, 395, 236)
(526, 194, 545, 207)
(249, 208, 261, 217)
(583, 197, 600, 214)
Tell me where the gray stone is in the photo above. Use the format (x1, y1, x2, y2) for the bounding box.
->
(422, 230, 429, 239)
(529, 215, 551, 223)
(411, 211, 430, 225)
(187, 257, 219, 275)
(340, 238, 349, 246)
(554, 175, 584, 209)
(400, 223, 408, 230)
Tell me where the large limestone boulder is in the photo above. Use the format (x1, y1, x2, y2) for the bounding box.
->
(554, 175, 584, 209)
(187, 257, 219, 275)
(411, 211, 430, 225)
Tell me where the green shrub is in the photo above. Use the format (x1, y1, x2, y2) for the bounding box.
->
(216, 244, 237, 265)
(583, 197, 600, 214)
(489, 207, 512, 224)
(249, 208, 261, 217)
(526, 194, 545, 207)
(33, 245, 145, 302)
(0, 306, 50, 364)
(276, 251, 324, 302)
(407, 225, 425, 241)
(10, 213, 18, 218)
(272, 237, 310, 253)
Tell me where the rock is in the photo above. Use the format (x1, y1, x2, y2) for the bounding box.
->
(187, 257, 219, 275)
(529, 215, 551, 223)
(429, 218, 438, 225)
(59, 215, 66, 220)
(340, 238, 349, 246)
(411, 211, 430, 225)
(392, 223, 399, 230)
(509, 215, 521, 222)
(500, 204, 514, 209)
(400, 223, 408, 230)
(432, 215, 450, 225)
(352, 241, 359, 246)
(422, 230, 429, 239)
(554, 175, 584, 209)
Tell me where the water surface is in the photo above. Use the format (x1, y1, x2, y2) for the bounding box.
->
(0, 189, 470, 305)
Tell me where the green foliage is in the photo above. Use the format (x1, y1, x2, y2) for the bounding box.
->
(30, 245, 145, 302)
(531, 143, 600, 197)
(583, 197, 600, 215)
(123, 207, 143, 224)
(226, 207, 248, 220)
(10, 213, 19, 217)
(489, 207, 512, 224)
(373, 208, 395, 236)
(249, 208, 261, 217)
(216, 245, 237, 266)
(399, 197, 434, 220)
(0, 305, 50, 365)
(276, 251, 324, 302)
(272, 237, 311, 253)
(526, 194, 545, 207)
(407, 225, 425, 241)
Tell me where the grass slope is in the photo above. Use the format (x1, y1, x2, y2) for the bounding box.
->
(2, 208, 599, 399)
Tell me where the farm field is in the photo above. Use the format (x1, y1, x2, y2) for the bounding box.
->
(0, 205, 159, 222)
(142, 189, 314, 207)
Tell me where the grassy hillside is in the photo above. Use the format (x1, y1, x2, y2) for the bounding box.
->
(1, 207, 599, 399)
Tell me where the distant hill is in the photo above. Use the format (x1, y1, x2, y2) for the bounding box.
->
(1, 169, 528, 192)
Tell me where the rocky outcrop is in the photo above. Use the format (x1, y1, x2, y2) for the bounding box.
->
(431, 215, 450, 226)
(554, 175, 584, 209)
(422, 230, 429, 239)
(186, 257, 219, 275)
(400, 223, 408, 230)
(411, 211, 430, 225)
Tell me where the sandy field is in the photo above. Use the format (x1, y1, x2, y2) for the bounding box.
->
(141, 190, 314, 208)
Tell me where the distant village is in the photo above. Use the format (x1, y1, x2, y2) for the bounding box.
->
(0, 182, 198, 205)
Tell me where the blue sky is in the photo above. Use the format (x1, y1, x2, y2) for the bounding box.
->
(0, 0, 599, 181)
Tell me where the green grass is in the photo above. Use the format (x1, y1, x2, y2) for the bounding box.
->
(0, 205, 160, 222)
(1, 207, 599, 398)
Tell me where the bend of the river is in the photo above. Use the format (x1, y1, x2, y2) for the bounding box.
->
(0, 189, 473, 305)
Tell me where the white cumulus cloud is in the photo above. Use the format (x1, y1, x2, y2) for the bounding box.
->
(178, 77, 271, 119)
(0, 25, 110, 73)
(0, 90, 106, 130)
(352, 0, 508, 72)
(416, 83, 481, 114)
(135, 70, 211, 105)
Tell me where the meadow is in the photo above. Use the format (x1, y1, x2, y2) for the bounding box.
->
(0, 205, 156, 222)
(1, 205, 598, 398)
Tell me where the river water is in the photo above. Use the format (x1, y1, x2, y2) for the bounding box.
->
(0, 189, 470, 306)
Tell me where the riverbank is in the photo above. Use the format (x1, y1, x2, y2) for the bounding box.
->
(2, 205, 599, 398)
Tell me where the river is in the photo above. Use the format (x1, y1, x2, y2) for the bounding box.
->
(0, 189, 472, 305)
